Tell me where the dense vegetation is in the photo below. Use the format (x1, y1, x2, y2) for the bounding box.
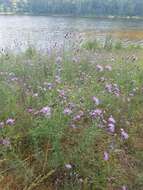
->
(0, 38, 143, 189)
(0, 0, 143, 17)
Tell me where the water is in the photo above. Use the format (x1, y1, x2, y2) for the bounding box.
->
(0, 15, 143, 51)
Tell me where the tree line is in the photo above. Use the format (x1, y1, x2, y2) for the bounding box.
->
(0, 0, 143, 17)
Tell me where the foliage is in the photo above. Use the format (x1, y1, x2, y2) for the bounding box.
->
(0, 0, 143, 17)
(0, 41, 143, 189)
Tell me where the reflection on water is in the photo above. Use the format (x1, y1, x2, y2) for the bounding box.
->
(0, 15, 143, 50)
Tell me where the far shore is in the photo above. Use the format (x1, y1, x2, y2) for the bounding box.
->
(0, 12, 143, 20)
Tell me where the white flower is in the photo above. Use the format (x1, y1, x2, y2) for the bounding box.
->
(65, 164, 72, 169)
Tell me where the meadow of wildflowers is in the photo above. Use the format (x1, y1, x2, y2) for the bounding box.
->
(0, 43, 143, 190)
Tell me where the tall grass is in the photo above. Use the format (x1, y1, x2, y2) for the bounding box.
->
(0, 44, 143, 190)
(82, 36, 143, 51)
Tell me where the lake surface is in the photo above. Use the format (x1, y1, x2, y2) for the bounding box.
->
(0, 15, 143, 51)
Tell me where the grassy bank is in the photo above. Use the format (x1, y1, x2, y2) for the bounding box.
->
(0, 45, 143, 190)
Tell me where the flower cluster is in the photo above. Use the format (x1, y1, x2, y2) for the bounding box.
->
(90, 109, 103, 119)
(96, 64, 112, 72)
(0, 118, 15, 128)
(107, 115, 116, 133)
(40, 106, 51, 117)
(105, 83, 120, 96)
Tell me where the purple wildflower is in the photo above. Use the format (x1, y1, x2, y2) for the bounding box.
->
(105, 83, 120, 96)
(121, 128, 129, 140)
(114, 91, 120, 97)
(73, 111, 84, 121)
(11, 77, 18, 81)
(68, 102, 76, 109)
(27, 107, 34, 113)
(104, 151, 109, 161)
(70, 124, 78, 129)
(2, 138, 11, 147)
(92, 96, 100, 105)
(105, 84, 112, 93)
(78, 111, 84, 116)
(122, 185, 128, 190)
(108, 123, 115, 133)
(108, 116, 116, 124)
(113, 84, 120, 96)
(96, 64, 104, 72)
(107, 116, 116, 133)
(72, 57, 78, 63)
(63, 108, 72, 115)
(73, 114, 81, 121)
(56, 56, 62, 64)
(40, 106, 51, 117)
(47, 83, 53, 90)
(6, 118, 15, 126)
(90, 109, 103, 118)
(58, 89, 66, 99)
